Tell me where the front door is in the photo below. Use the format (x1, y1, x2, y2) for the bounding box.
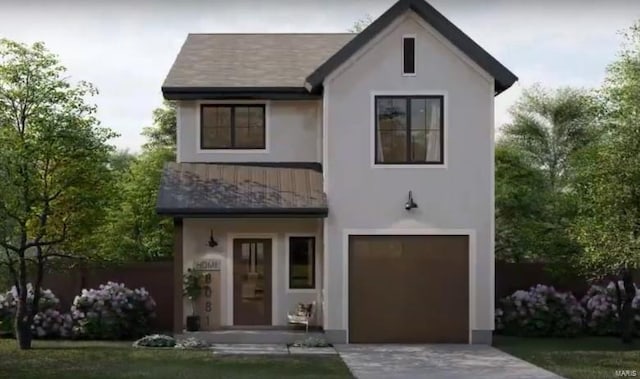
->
(233, 238, 272, 325)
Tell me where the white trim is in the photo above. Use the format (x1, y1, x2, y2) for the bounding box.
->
(370, 90, 449, 169)
(195, 100, 271, 154)
(489, 81, 496, 330)
(401, 34, 417, 76)
(342, 228, 476, 344)
(284, 233, 320, 293)
(226, 233, 278, 326)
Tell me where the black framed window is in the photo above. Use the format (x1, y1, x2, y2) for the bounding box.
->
(375, 95, 444, 164)
(288, 237, 315, 289)
(403, 36, 416, 75)
(200, 104, 265, 149)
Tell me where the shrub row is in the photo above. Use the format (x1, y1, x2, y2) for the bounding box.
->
(0, 282, 156, 340)
(496, 282, 640, 337)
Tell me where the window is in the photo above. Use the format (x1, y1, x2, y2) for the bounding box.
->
(200, 104, 265, 149)
(288, 237, 315, 289)
(375, 95, 443, 164)
(402, 36, 415, 75)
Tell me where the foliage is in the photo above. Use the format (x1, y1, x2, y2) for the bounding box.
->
(0, 39, 116, 348)
(71, 282, 156, 340)
(496, 284, 585, 337)
(348, 14, 373, 33)
(291, 336, 331, 348)
(133, 334, 176, 348)
(175, 337, 211, 349)
(183, 268, 203, 316)
(581, 282, 640, 336)
(142, 100, 176, 151)
(0, 284, 71, 338)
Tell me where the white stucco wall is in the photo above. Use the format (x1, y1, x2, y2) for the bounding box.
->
(322, 11, 495, 340)
(182, 218, 324, 326)
(176, 100, 322, 163)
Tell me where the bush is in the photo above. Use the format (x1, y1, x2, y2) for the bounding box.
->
(291, 336, 331, 348)
(0, 284, 71, 338)
(71, 282, 156, 340)
(175, 337, 210, 349)
(581, 281, 640, 336)
(133, 334, 176, 348)
(496, 284, 585, 337)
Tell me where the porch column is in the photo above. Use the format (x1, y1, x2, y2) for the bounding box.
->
(173, 218, 183, 334)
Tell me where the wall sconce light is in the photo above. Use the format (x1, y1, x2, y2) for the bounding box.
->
(405, 190, 418, 211)
(208, 229, 218, 248)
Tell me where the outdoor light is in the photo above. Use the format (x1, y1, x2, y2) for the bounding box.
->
(208, 229, 218, 248)
(405, 191, 418, 211)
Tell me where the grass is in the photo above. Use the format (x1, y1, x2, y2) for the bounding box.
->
(0, 339, 352, 379)
(494, 335, 640, 379)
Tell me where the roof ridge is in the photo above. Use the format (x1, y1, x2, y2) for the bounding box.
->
(188, 32, 357, 36)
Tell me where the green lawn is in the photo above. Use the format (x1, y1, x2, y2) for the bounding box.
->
(494, 335, 640, 379)
(0, 339, 352, 379)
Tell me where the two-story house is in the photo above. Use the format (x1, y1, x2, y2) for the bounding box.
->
(157, 0, 517, 344)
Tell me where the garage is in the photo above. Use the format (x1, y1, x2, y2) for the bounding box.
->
(348, 235, 469, 343)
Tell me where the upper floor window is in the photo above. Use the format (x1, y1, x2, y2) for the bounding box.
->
(402, 36, 416, 75)
(200, 104, 265, 149)
(375, 95, 443, 164)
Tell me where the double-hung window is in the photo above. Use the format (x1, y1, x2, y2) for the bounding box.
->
(200, 104, 265, 149)
(375, 95, 444, 164)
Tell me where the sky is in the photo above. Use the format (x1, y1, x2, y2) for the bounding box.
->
(1, 0, 639, 152)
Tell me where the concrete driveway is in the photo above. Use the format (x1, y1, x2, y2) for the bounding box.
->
(335, 344, 563, 379)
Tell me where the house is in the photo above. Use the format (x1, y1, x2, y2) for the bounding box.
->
(157, 0, 517, 344)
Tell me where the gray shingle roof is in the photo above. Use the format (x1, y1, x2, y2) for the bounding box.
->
(156, 162, 328, 216)
(162, 33, 355, 88)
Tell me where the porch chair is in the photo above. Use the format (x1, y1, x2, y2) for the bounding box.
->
(287, 301, 316, 333)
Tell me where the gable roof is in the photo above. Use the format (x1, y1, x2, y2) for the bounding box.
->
(162, 33, 354, 99)
(305, 0, 517, 94)
(161, 0, 517, 100)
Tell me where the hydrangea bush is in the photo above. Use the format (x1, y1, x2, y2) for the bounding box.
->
(581, 281, 640, 336)
(71, 282, 156, 340)
(496, 284, 585, 337)
(0, 284, 71, 338)
(133, 334, 176, 348)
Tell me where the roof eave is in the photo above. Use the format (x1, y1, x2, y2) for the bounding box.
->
(156, 207, 329, 218)
(162, 86, 319, 100)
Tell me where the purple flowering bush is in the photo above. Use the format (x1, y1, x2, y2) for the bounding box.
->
(0, 284, 72, 338)
(581, 281, 640, 336)
(496, 284, 585, 337)
(71, 282, 156, 340)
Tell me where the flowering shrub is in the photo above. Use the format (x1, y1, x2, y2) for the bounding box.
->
(496, 284, 585, 337)
(0, 284, 70, 338)
(71, 282, 156, 340)
(175, 337, 210, 349)
(133, 334, 176, 348)
(581, 281, 640, 336)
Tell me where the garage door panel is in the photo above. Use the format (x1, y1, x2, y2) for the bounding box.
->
(349, 235, 469, 343)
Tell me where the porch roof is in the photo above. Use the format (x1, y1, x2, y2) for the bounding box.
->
(156, 162, 328, 217)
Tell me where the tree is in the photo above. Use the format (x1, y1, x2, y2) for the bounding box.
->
(141, 100, 176, 151)
(349, 14, 373, 33)
(572, 22, 640, 343)
(0, 39, 116, 349)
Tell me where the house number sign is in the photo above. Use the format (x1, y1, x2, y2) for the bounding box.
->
(194, 258, 221, 330)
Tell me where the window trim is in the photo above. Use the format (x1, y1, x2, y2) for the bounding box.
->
(197, 101, 269, 153)
(286, 234, 317, 292)
(401, 34, 417, 77)
(373, 94, 445, 166)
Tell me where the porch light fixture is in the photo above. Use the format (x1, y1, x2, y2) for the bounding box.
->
(208, 230, 218, 248)
(405, 191, 418, 211)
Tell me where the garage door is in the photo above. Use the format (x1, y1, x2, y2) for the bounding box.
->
(348, 235, 469, 343)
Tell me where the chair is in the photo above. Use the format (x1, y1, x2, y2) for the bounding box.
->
(287, 301, 316, 332)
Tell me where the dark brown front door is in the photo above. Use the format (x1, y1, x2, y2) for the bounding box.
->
(233, 238, 272, 325)
(349, 235, 469, 343)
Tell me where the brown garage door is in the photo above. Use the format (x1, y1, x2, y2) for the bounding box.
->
(349, 235, 469, 343)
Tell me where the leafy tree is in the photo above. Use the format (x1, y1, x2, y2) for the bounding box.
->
(141, 100, 176, 151)
(349, 14, 373, 33)
(0, 39, 115, 349)
(573, 22, 640, 343)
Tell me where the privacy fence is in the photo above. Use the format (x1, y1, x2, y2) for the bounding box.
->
(37, 261, 633, 333)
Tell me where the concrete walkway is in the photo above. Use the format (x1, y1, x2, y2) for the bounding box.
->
(210, 343, 337, 355)
(335, 345, 563, 379)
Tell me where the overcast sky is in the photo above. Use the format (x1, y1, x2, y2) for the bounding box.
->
(1, 0, 639, 152)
